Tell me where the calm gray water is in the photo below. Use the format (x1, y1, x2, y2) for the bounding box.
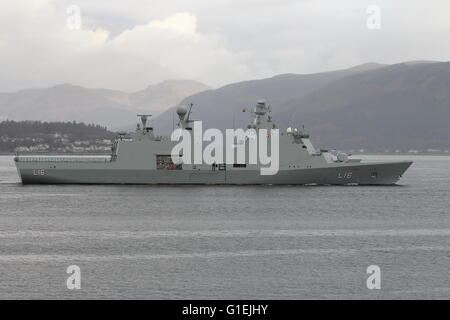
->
(0, 155, 449, 299)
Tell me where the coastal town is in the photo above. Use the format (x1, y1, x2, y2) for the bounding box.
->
(2, 135, 113, 153)
(0, 120, 115, 154)
(0, 120, 448, 155)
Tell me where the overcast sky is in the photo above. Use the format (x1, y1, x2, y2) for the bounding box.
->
(1, 0, 449, 92)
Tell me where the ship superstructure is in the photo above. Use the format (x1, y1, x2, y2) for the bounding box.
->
(14, 100, 412, 185)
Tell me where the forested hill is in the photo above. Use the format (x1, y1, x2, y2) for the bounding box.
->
(0, 120, 116, 153)
(0, 120, 114, 139)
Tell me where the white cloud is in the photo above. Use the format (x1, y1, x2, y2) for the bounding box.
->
(148, 12, 197, 36)
(0, 1, 253, 91)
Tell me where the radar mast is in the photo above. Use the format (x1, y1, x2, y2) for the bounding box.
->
(137, 114, 152, 129)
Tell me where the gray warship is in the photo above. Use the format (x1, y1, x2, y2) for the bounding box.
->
(14, 100, 412, 185)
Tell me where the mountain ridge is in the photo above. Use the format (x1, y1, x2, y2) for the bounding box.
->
(0, 80, 211, 129)
(1, 61, 449, 150)
(153, 61, 450, 150)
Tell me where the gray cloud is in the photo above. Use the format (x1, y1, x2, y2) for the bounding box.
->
(1, 0, 449, 92)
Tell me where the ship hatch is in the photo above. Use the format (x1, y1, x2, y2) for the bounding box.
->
(156, 155, 182, 170)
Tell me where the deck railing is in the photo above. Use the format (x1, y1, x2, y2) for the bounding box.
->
(14, 155, 112, 163)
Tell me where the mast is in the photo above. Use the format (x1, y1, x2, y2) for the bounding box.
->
(248, 99, 273, 130)
(176, 104, 194, 130)
(136, 114, 153, 135)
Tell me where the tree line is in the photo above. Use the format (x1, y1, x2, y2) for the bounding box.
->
(0, 120, 115, 139)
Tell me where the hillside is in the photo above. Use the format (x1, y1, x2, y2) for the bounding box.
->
(277, 62, 450, 150)
(153, 62, 450, 151)
(0, 80, 210, 129)
(152, 63, 386, 133)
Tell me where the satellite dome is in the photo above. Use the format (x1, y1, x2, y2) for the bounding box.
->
(337, 152, 348, 162)
(176, 106, 187, 117)
(257, 99, 267, 105)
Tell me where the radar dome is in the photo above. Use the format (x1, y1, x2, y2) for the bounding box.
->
(176, 106, 187, 117)
(257, 99, 267, 105)
(337, 152, 348, 162)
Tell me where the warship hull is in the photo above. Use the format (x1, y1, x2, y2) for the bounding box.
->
(16, 160, 412, 185)
(13, 101, 414, 185)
